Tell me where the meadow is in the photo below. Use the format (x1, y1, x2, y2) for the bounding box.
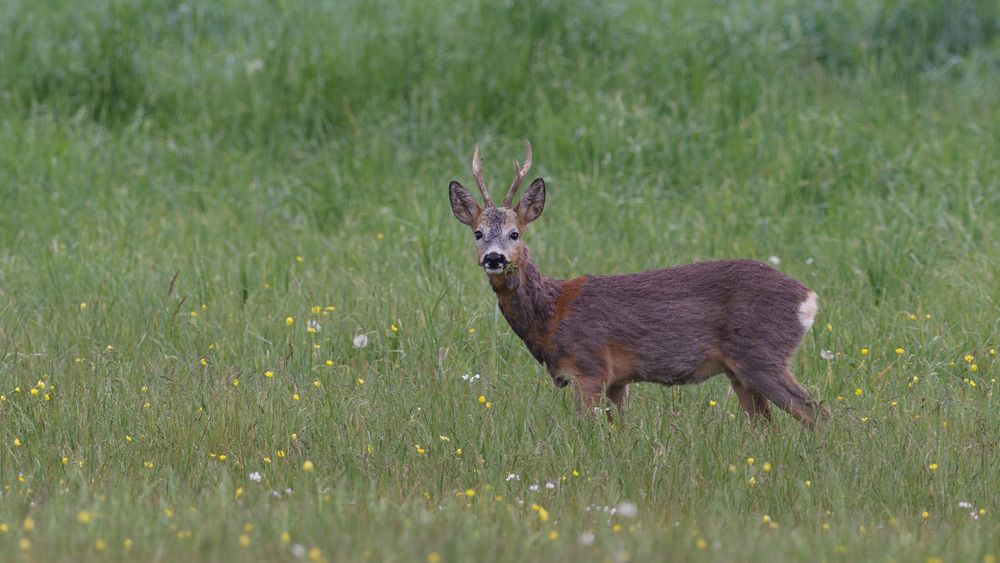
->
(1, 0, 999, 561)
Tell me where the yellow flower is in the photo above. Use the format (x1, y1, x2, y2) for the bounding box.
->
(285, 317, 294, 326)
(0, 523, 7, 534)
(296, 255, 304, 263)
(696, 538, 707, 549)
(708, 400, 717, 407)
(356, 378, 365, 385)
(264, 370, 274, 378)
(908, 313, 917, 321)
(200, 358, 207, 366)
(805, 480, 812, 488)
(860, 347, 869, 356)
(14, 438, 22, 447)
(30, 388, 39, 396)
(95, 539, 107, 552)
(190, 311, 199, 318)
(277, 450, 286, 459)
(427, 552, 441, 563)
(23, 517, 34, 531)
(144, 461, 154, 468)
(746, 457, 755, 465)
(895, 347, 905, 355)
(963, 354, 975, 363)
(313, 379, 321, 388)
(548, 530, 559, 540)
(292, 393, 300, 401)
(762, 462, 772, 473)
(572, 469, 580, 477)
(391, 324, 398, 333)
(218, 454, 227, 462)
(439, 435, 450, 442)
(478, 395, 486, 404)
(80, 302, 87, 311)
(325, 360, 333, 367)
(928, 463, 938, 471)
(281, 532, 291, 543)
(308, 548, 323, 561)
(613, 524, 622, 533)
(468, 327, 476, 334)
(921, 510, 930, 519)
(826, 323, 832, 331)
(855, 388, 863, 396)
(239, 534, 251, 547)
(302, 460, 314, 472)
(465, 488, 475, 497)
(36, 380, 45, 390)
(19, 538, 30, 551)
(415, 445, 426, 455)
(243, 523, 253, 532)
(971, 364, 978, 373)
(822, 522, 830, 531)
(538, 507, 549, 522)
(76, 511, 93, 524)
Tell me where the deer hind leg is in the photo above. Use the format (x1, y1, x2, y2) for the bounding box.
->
(737, 363, 823, 427)
(728, 376, 771, 422)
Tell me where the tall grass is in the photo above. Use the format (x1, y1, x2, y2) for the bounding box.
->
(0, 0, 998, 561)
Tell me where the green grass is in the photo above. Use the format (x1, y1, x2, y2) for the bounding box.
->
(1, 0, 999, 561)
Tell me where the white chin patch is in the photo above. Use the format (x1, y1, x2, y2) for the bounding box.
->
(483, 266, 505, 275)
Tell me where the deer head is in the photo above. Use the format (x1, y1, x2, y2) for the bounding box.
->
(449, 141, 545, 275)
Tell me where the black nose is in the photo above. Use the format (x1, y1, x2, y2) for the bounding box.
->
(483, 252, 506, 269)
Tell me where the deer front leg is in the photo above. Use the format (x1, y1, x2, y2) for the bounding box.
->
(572, 376, 607, 419)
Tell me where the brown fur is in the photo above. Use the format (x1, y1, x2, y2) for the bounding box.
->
(449, 144, 825, 426)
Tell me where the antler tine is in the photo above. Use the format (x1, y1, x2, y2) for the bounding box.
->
(502, 141, 532, 207)
(471, 143, 493, 207)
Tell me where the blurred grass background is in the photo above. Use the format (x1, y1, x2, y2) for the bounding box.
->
(0, 0, 998, 561)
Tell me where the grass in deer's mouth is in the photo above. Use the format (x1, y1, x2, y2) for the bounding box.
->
(1, 0, 999, 561)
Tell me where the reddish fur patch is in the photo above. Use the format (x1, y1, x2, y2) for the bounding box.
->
(546, 277, 587, 348)
(603, 342, 638, 385)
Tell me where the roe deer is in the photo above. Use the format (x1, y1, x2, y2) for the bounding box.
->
(448, 141, 826, 426)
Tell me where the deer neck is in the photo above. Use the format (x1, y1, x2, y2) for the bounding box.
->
(488, 246, 559, 358)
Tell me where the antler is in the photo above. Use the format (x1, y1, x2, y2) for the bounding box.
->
(471, 143, 494, 207)
(502, 141, 532, 207)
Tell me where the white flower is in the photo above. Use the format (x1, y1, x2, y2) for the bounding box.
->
(578, 531, 595, 546)
(616, 501, 638, 518)
(505, 473, 520, 482)
(545, 481, 555, 489)
(768, 256, 781, 266)
(528, 484, 540, 492)
(249, 471, 262, 483)
(352, 334, 369, 349)
(958, 501, 973, 509)
(307, 320, 321, 333)
(291, 544, 307, 558)
(245, 58, 265, 77)
(820, 350, 835, 361)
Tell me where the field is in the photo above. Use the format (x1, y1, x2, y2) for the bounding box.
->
(1, 0, 999, 561)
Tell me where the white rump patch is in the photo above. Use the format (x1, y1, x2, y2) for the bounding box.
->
(798, 291, 819, 331)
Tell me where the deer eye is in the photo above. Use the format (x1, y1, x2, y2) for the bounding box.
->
(474, 230, 483, 240)
(509, 232, 519, 241)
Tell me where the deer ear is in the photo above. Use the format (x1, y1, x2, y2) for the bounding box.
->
(516, 178, 545, 224)
(449, 181, 481, 226)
